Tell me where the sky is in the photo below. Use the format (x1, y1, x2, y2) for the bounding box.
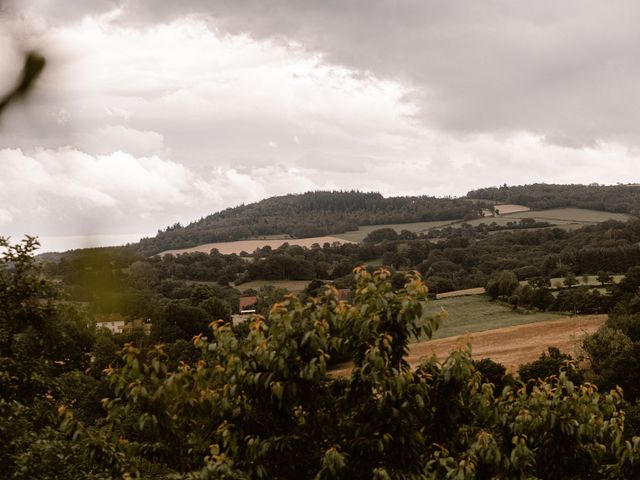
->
(1, 1, 639, 251)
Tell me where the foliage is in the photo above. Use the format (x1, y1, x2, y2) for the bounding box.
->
(583, 326, 640, 402)
(518, 347, 583, 385)
(485, 270, 519, 300)
(0, 236, 101, 477)
(55, 268, 640, 479)
(467, 183, 640, 216)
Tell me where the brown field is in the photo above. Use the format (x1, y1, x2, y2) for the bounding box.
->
(331, 315, 605, 376)
(158, 236, 351, 256)
(406, 314, 605, 371)
(493, 204, 530, 214)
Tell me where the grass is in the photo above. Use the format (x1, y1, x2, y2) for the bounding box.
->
(504, 208, 633, 224)
(418, 295, 564, 341)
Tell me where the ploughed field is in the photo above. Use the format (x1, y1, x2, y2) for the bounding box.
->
(407, 314, 605, 372)
(331, 314, 606, 376)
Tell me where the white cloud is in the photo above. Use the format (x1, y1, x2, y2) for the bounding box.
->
(1, 3, 640, 249)
(0, 208, 13, 224)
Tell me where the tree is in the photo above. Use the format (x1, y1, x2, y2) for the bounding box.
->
(564, 271, 578, 288)
(0, 237, 99, 476)
(583, 326, 640, 401)
(485, 270, 519, 300)
(597, 271, 613, 286)
(518, 347, 583, 385)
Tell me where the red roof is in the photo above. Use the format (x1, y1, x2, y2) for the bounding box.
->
(239, 296, 257, 309)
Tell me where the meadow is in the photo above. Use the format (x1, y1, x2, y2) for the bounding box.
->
(234, 279, 312, 293)
(421, 295, 565, 340)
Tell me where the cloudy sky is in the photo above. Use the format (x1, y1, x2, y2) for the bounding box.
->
(1, 1, 639, 251)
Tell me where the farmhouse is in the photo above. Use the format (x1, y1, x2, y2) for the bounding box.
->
(95, 313, 152, 335)
(95, 313, 126, 334)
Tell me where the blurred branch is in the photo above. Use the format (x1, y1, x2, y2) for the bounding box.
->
(0, 50, 46, 116)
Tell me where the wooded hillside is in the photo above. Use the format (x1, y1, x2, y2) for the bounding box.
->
(139, 191, 483, 255)
(467, 183, 640, 214)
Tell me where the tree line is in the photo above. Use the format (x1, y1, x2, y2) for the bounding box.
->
(467, 183, 640, 215)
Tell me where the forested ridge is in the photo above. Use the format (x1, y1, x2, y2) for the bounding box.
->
(139, 191, 483, 255)
(138, 184, 640, 256)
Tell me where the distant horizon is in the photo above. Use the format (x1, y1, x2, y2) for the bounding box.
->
(23, 181, 639, 253)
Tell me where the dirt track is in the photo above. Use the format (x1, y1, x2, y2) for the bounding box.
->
(332, 315, 606, 376)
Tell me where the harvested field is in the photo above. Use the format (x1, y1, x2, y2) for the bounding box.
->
(158, 236, 351, 256)
(406, 314, 606, 372)
(493, 204, 530, 214)
(331, 315, 606, 376)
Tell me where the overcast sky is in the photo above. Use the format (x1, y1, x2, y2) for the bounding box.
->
(1, 1, 639, 250)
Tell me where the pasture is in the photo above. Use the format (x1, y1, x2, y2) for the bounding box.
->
(234, 279, 311, 293)
(506, 207, 633, 224)
(421, 295, 564, 340)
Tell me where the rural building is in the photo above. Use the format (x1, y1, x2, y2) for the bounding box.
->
(96, 313, 151, 335)
(95, 313, 126, 334)
(122, 318, 152, 336)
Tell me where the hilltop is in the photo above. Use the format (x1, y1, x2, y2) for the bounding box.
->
(137, 184, 640, 255)
(138, 190, 483, 255)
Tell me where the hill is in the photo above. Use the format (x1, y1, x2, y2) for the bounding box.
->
(139, 191, 484, 255)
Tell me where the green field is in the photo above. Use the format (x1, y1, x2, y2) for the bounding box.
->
(234, 279, 311, 293)
(506, 208, 633, 224)
(419, 295, 564, 341)
(333, 208, 634, 243)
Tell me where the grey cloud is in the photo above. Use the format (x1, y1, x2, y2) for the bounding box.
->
(10, 1, 640, 146)
(108, 0, 640, 147)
